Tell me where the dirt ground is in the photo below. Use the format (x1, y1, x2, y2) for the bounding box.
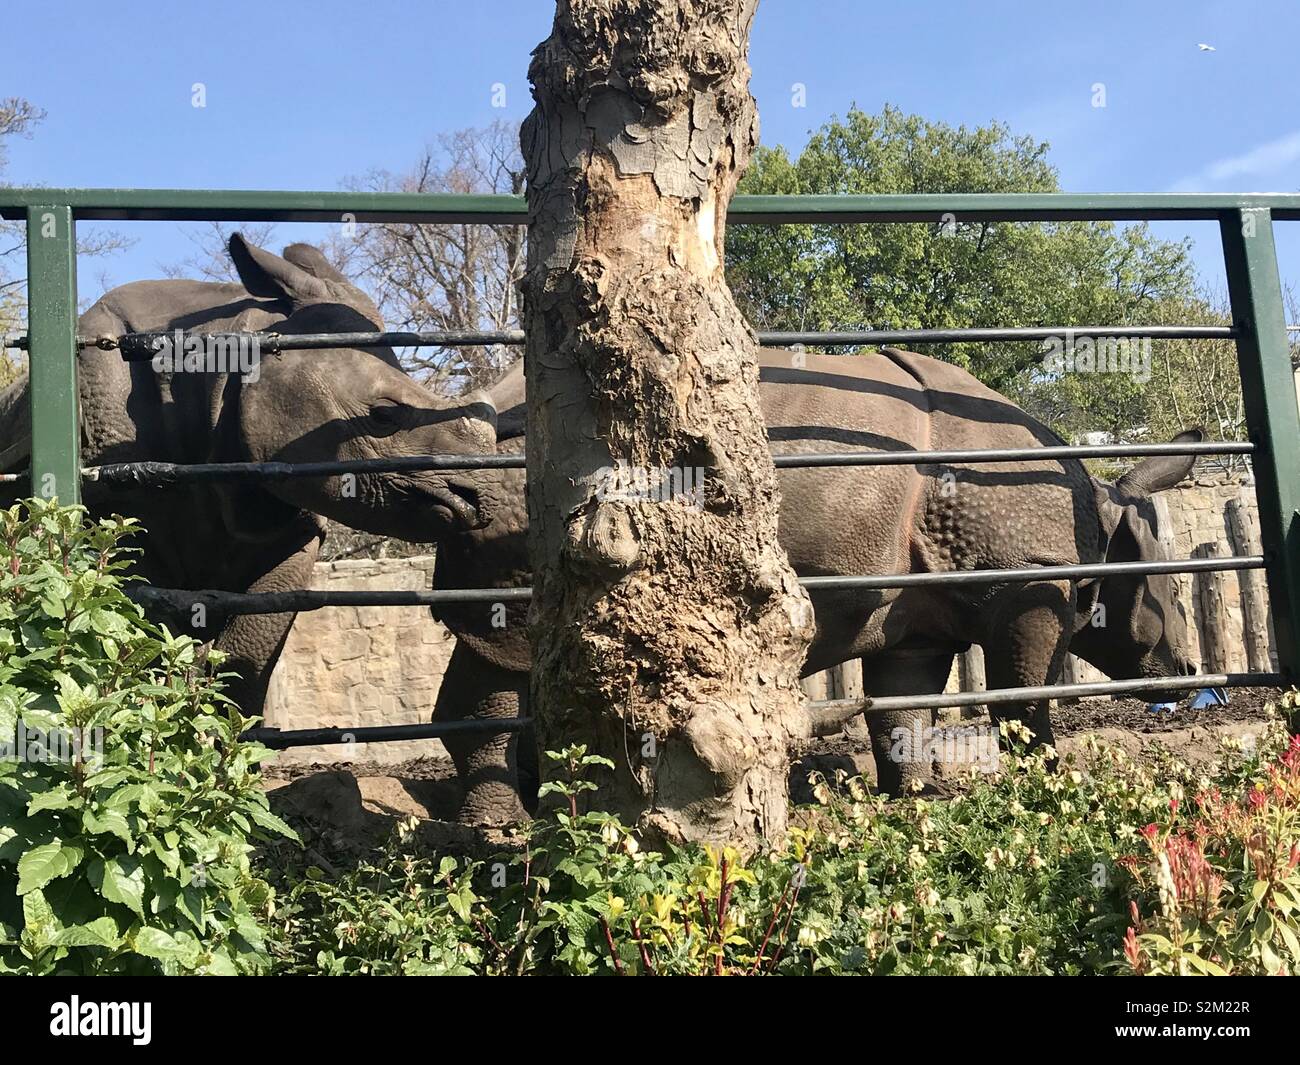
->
(262, 687, 1288, 853)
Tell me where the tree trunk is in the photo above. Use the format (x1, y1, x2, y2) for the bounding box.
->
(520, 0, 813, 846)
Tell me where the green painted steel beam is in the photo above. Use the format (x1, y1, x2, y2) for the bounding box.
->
(1221, 208, 1300, 681)
(0, 190, 529, 225)
(26, 205, 80, 506)
(731, 193, 1300, 224)
(2, 188, 1300, 224)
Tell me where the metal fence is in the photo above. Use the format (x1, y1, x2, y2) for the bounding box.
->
(3, 189, 1299, 749)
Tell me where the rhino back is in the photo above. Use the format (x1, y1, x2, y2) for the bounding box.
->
(870, 347, 1099, 572)
(761, 347, 1099, 577)
(76, 279, 288, 467)
(439, 347, 1102, 670)
(758, 349, 930, 580)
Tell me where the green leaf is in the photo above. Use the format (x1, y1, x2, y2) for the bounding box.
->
(0, 687, 26, 736)
(247, 803, 299, 842)
(52, 916, 121, 950)
(83, 808, 134, 847)
(27, 785, 78, 815)
(92, 855, 146, 917)
(448, 892, 472, 923)
(21, 888, 59, 948)
(17, 841, 83, 894)
(133, 926, 200, 966)
(89, 607, 129, 637)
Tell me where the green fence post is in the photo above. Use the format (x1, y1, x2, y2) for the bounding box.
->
(1221, 207, 1300, 681)
(25, 204, 80, 506)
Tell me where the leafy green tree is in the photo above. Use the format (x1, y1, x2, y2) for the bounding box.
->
(727, 106, 1199, 425)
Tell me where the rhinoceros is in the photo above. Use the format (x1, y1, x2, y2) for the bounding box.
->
(428, 347, 1199, 823)
(0, 235, 499, 714)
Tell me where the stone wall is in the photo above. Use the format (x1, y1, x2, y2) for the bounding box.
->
(265, 470, 1274, 765)
(1160, 471, 1275, 673)
(263, 556, 455, 765)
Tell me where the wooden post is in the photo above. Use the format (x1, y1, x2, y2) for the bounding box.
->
(1058, 653, 1080, 704)
(1152, 493, 1202, 671)
(1226, 492, 1277, 672)
(800, 670, 829, 701)
(1193, 541, 1231, 673)
(958, 644, 986, 720)
(829, 659, 864, 702)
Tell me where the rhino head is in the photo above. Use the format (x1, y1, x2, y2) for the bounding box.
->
(210, 235, 498, 544)
(1071, 429, 1203, 688)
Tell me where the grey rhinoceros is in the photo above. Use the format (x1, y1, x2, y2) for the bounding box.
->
(429, 347, 1199, 823)
(0, 235, 499, 714)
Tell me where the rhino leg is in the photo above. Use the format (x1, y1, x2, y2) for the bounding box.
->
(435, 641, 530, 826)
(214, 517, 322, 717)
(864, 651, 954, 795)
(981, 582, 1073, 756)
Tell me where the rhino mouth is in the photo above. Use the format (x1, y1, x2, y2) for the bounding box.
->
(427, 479, 491, 529)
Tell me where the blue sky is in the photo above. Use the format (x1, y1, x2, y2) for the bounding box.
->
(7, 0, 1300, 300)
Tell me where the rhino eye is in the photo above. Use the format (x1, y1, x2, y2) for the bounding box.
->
(369, 400, 407, 431)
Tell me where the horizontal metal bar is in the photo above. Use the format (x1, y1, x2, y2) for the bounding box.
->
(733, 195, 1300, 224)
(241, 717, 532, 749)
(127, 585, 533, 613)
(126, 555, 1263, 616)
(73, 440, 1253, 491)
(97, 329, 528, 360)
(82, 454, 525, 488)
(810, 671, 1281, 719)
(242, 670, 1284, 749)
(799, 555, 1265, 591)
(758, 326, 1236, 346)
(771, 441, 1254, 468)
(0, 323, 1239, 355)
(2, 189, 1300, 224)
(0, 190, 530, 225)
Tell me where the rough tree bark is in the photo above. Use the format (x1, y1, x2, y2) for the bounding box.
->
(520, 0, 813, 845)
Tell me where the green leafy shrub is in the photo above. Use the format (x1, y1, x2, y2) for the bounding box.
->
(0, 499, 295, 974)
(271, 720, 1300, 976)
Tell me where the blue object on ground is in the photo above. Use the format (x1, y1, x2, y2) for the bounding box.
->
(1146, 701, 1177, 715)
(1188, 687, 1229, 710)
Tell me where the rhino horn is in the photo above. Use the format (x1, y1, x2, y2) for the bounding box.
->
(457, 389, 498, 436)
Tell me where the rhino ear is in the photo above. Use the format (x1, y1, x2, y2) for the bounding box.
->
(1116, 427, 1205, 497)
(281, 242, 350, 284)
(228, 233, 329, 305)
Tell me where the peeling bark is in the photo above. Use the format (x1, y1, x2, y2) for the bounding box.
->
(521, 0, 813, 845)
